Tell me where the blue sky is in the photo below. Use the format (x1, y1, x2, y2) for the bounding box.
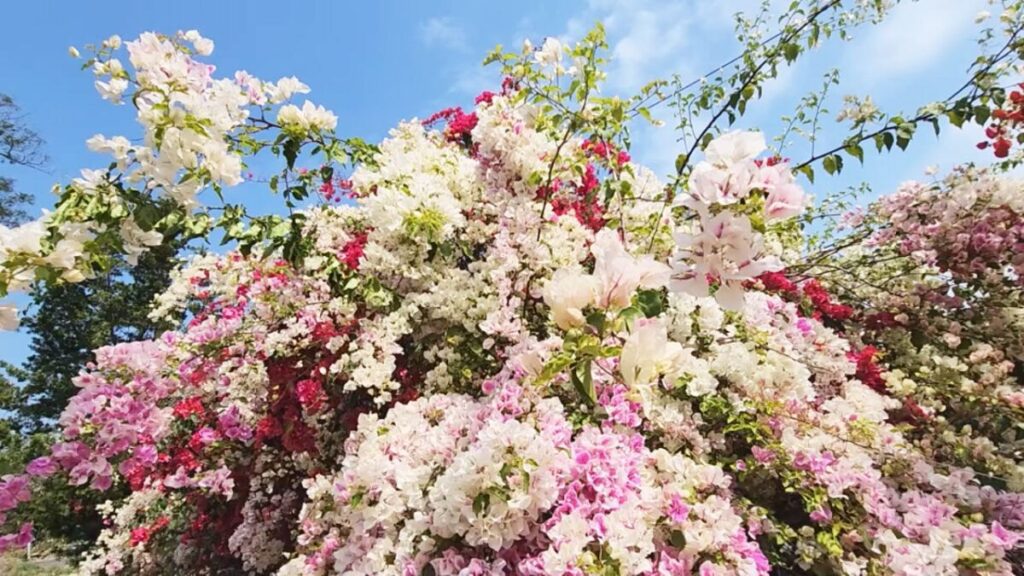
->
(0, 0, 996, 368)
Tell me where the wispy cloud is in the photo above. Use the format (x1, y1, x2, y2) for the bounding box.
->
(451, 65, 494, 96)
(566, 0, 691, 94)
(419, 17, 468, 52)
(850, 0, 986, 85)
(565, 0, 768, 94)
(445, 0, 762, 98)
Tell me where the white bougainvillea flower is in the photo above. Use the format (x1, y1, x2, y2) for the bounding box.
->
(591, 229, 671, 309)
(543, 230, 669, 330)
(758, 163, 807, 220)
(684, 131, 766, 208)
(543, 268, 599, 330)
(688, 160, 756, 206)
(704, 130, 766, 167)
(0, 218, 46, 256)
(43, 222, 93, 273)
(181, 29, 214, 56)
(277, 100, 338, 133)
(266, 76, 310, 104)
(670, 211, 780, 310)
(86, 135, 133, 170)
(94, 78, 129, 103)
(682, 131, 807, 223)
(120, 219, 164, 266)
(534, 37, 564, 68)
(620, 318, 687, 388)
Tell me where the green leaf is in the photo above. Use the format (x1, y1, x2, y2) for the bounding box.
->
(675, 153, 689, 174)
(896, 122, 916, 140)
(132, 204, 161, 230)
(270, 220, 291, 238)
(974, 105, 991, 125)
(585, 310, 607, 335)
(844, 143, 864, 164)
(286, 186, 309, 202)
(874, 133, 886, 152)
(473, 492, 490, 516)
(635, 289, 665, 318)
(283, 138, 301, 170)
(822, 155, 837, 175)
(783, 42, 800, 63)
(570, 360, 596, 407)
(796, 163, 814, 184)
(618, 305, 644, 330)
(881, 131, 895, 151)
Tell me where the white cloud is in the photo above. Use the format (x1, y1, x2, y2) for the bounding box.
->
(565, 0, 698, 94)
(419, 17, 468, 52)
(444, 0, 763, 98)
(451, 65, 494, 96)
(850, 0, 986, 84)
(631, 119, 687, 177)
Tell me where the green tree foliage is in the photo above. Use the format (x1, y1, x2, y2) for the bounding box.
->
(17, 245, 180, 432)
(0, 93, 46, 227)
(0, 362, 105, 553)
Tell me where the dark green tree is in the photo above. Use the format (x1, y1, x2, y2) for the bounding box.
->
(19, 245, 180, 430)
(0, 93, 46, 226)
(0, 358, 100, 551)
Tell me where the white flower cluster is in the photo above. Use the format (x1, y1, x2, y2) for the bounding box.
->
(0, 214, 96, 329)
(671, 130, 806, 309)
(355, 122, 475, 250)
(284, 394, 568, 575)
(0, 30, 339, 329)
(542, 229, 670, 330)
(277, 100, 338, 133)
(472, 95, 557, 198)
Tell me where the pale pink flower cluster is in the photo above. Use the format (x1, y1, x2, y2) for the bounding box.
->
(670, 131, 806, 309)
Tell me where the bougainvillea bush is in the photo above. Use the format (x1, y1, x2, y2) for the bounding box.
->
(1, 11, 1024, 576)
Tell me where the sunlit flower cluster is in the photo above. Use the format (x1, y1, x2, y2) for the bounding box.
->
(0, 29, 334, 326)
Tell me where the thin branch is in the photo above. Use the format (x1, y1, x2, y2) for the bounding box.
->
(675, 0, 843, 178)
(795, 23, 1023, 171)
